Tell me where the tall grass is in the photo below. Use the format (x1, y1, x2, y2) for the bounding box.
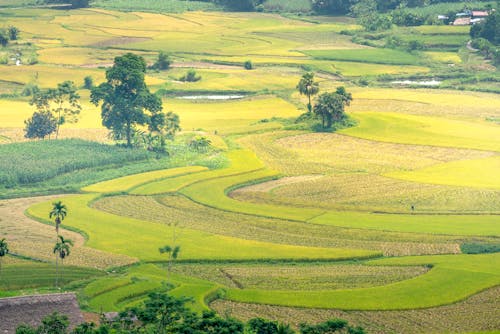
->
(91, 0, 221, 13)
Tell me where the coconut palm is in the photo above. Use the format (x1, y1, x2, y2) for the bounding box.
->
(53, 235, 73, 288)
(49, 201, 67, 235)
(159, 245, 180, 283)
(0, 238, 9, 280)
(297, 72, 319, 113)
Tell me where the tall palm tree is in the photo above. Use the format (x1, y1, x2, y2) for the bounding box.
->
(297, 72, 320, 113)
(49, 201, 67, 235)
(0, 238, 9, 280)
(53, 235, 73, 288)
(159, 245, 180, 283)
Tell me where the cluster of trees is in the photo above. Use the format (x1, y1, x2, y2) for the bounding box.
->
(0, 26, 20, 47)
(297, 73, 352, 129)
(45, 0, 89, 9)
(15, 292, 366, 334)
(470, 11, 499, 66)
(25, 81, 82, 140)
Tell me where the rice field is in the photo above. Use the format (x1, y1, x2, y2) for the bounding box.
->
(0, 6, 499, 333)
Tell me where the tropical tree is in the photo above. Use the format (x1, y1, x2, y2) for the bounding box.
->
(189, 136, 212, 152)
(91, 53, 164, 147)
(29, 81, 82, 139)
(8, 26, 20, 40)
(49, 201, 67, 235)
(159, 245, 180, 283)
(297, 72, 319, 113)
(313, 87, 352, 129)
(0, 238, 9, 279)
(53, 236, 73, 288)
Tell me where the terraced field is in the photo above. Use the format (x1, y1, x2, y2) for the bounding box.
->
(0, 5, 499, 334)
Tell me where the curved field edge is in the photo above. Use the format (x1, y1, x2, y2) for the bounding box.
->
(339, 112, 500, 152)
(82, 165, 209, 193)
(225, 253, 500, 310)
(26, 194, 379, 262)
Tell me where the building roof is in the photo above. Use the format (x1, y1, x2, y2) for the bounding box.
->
(0, 293, 84, 334)
(472, 11, 489, 17)
(453, 17, 471, 25)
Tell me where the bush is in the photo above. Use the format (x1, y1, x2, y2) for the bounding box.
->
(152, 51, 171, 70)
(244, 60, 253, 70)
(21, 83, 40, 97)
(24, 111, 57, 140)
(83, 76, 93, 89)
(179, 69, 201, 82)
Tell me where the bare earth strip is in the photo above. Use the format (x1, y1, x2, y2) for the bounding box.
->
(0, 195, 135, 269)
(211, 286, 500, 334)
(231, 175, 324, 193)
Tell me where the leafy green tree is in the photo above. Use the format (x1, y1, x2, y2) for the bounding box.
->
(0, 238, 9, 279)
(297, 72, 320, 113)
(248, 318, 279, 334)
(91, 53, 164, 147)
(30, 81, 82, 139)
(180, 69, 201, 82)
(0, 29, 9, 47)
(83, 76, 93, 90)
(244, 60, 253, 70)
(38, 312, 69, 334)
(24, 111, 57, 139)
(189, 136, 212, 152)
(50, 201, 67, 235)
(159, 244, 180, 283)
(313, 87, 352, 129)
(53, 236, 73, 288)
(152, 51, 172, 70)
(470, 11, 499, 45)
(299, 319, 366, 334)
(8, 26, 20, 40)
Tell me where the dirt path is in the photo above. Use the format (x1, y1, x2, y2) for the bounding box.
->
(231, 175, 323, 194)
(0, 195, 134, 269)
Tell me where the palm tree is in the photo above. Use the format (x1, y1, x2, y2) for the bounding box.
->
(53, 235, 73, 288)
(297, 72, 320, 113)
(0, 238, 9, 280)
(49, 201, 67, 235)
(159, 245, 180, 283)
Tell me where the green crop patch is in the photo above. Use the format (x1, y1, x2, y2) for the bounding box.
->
(226, 253, 500, 310)
(83, 166, 208, 193)
(303, 49, 421, 65)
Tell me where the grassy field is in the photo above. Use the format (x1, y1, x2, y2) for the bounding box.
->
(0, 259, 103, 295)
(226, 253, 500, 310)
(303, 49, 422, 65)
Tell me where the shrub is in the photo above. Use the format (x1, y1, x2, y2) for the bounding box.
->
(179, 69, 201, 82)
(244, 60, 253, 70)
(83, 76, 93, 89)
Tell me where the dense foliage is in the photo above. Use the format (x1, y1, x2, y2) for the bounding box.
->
(15, 293, 365, 334)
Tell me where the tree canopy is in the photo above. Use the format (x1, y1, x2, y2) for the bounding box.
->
(91, 53, 164, 147)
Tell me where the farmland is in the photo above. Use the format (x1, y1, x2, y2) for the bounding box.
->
(0, 3, 498, 334)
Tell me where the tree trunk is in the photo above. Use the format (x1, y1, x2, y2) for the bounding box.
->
(126, 121, 132, 147)
(56, 109, 61, 139)
(55, 255, 59, 288)
(307, 94, 312, 113)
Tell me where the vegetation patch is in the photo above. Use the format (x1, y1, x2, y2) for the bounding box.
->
(303, 49, 421, 65)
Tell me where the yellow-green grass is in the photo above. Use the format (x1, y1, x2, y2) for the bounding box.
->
(340, 112, 500, 152)
(162, 67, 302, 92)
(0, 64, 105, 88)
(169, 96, 301, 133)
(226, 253, 500, 310)
(180, 168, 324, 221)
(27, 194, 377, 261)
(0, 261, 103, 293)
(303, 49, 421, 65)
(131, 150, 264, 195)
(310, 211, 500, 236)
(82, 166, 208, 193)
(94, 194, 462, 257)
(351, 88, 500, 110)
(424, 51, 462, 63)
(85, 263, 217, 312)
(172, 262, 429, 290)
(386, 156, 500, 190)
(414, 25, 470, 35)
